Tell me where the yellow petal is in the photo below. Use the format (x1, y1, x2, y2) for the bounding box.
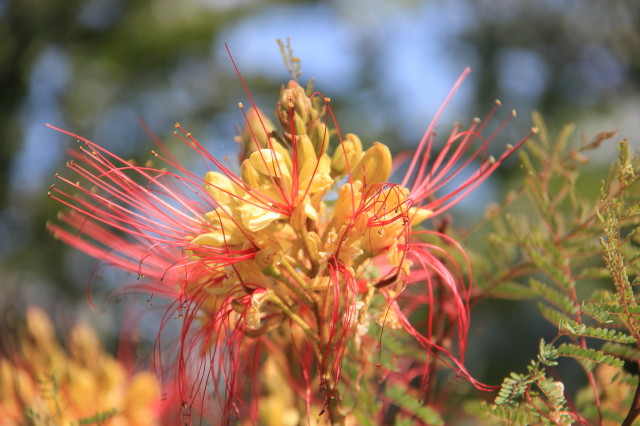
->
(295, 134, 317, 170)
(249, 149, 291, 181)
(204, 171, 242, 206)
(121, 372, 161, 425)
(202, 211, 245, 246)
(333, 180, 362, 229)
(409, 207, 433, 226)
(242, 159, 263, 188)
(290, 197, 319, 232)
(68, 322, 101, 369)
(191, 231, 232, 249)
(239, 203, 283, 232)
(298, 159, 333, 196)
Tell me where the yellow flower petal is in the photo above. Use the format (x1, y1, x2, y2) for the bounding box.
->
(239, 203, 283, 232)
(410, 206, 433, 226)
(204, 171, 242, 206)
(249, 148, 292, 182)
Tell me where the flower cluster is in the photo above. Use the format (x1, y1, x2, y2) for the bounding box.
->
(48, 67, 532, 423)
(0, 307, 160, 425)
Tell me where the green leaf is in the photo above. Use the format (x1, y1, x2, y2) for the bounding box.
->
(596, 303, 640, 315)
(491, 281, 537, 300)
(601, 342, 640, 361)
(537, 302, 573, 327)
(556, 343, 624, 370)
(537, 339, 559, 367)
(530, 278, 577, 316)
(495, 373, 531, 407)
(581, 302, 614, 323)
(559, 319, 636, 343)
(536, 377, 573, 424)
(385, 385, 444, 425)
(578, 266, 612, 280)
(538, 240, 573, 290)
(465, 401, 539, 425)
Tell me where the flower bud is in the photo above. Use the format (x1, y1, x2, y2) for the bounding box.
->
(278, 81, 311, 132)
(23, 307, 63, 374)
(237, 108, 276, 160)
(291, 81, 311, 121)
(331, 133, 363, 176)
(351, 142, 391, 186)
(69, 323, 103, 370)
(296, 134, 317, 170)
(310, 120, 330, 157)
(293, 113, 307, 138)
(255, 248, 280, 268)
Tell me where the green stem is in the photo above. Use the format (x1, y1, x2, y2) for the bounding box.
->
(267, 292, 321, 357)
(265, 261, 316, 309)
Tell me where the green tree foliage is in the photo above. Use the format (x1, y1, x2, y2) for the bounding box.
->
(466, 114, 640, 425)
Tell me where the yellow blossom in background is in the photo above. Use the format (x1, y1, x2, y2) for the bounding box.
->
(0, 307, 160, 425)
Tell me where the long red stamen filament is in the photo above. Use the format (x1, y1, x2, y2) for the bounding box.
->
(401, 67, 472, 188)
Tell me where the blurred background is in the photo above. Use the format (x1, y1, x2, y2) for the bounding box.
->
(1, 0, 639, 412)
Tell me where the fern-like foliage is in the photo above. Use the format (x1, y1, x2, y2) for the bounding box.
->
(556, 343, 624, 372)
(559, 318, 636, 344)
(466, 115, 640, 424)
(384, 385, 444, 425)
(471, 339, 574, 424)
(467, 113, 608, 301)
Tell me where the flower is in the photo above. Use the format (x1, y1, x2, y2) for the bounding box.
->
(0, 307, 160, 425)
(48, 66, 534, 423)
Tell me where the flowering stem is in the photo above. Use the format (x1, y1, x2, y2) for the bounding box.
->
(266, 292, 321, 356)
(328, 387, 346, 425)
(264, 265, 316, 311)
(279, 255, 317, 307)
(280, 254, 311, 287)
